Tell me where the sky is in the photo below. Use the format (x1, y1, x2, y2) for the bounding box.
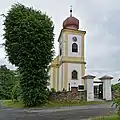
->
(0, 0, 120, 84)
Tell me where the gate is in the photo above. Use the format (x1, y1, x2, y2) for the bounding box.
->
(94, 81, 103, 99)
(99, 84, 103, 99)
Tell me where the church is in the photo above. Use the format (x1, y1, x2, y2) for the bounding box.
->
(49, 8, 113, 101)
(50, 8, 86, 92)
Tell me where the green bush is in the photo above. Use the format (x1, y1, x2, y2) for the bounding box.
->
(51, 88, 56, 93)
(112, 83, 120, 116)
(0, 65, 17, 100)
(115, 98, 120, 116)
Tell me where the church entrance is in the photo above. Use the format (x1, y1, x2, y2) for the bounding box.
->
(71, 87, 77, 92)
(94, 81, 103, 99)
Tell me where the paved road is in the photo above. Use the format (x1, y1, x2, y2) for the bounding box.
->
(0, 102, 117, 120)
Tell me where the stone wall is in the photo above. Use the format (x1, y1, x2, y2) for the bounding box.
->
(49, 91, 86, 101)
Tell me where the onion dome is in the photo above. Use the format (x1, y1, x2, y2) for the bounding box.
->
(63, 6, 79, 30)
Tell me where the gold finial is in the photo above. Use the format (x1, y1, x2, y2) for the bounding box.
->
(70, 5, 72, 17)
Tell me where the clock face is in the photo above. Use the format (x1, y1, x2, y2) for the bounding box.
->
(72, 36, 77, 42)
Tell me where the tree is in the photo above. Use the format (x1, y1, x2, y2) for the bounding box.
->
(0, 65, 15, 99)
(3, 3, 54, 106)
(112, 83, 120, 92)
(12, 70, 21, 101)
(12, 80, 21, 102)
(112, 80, 120, 116)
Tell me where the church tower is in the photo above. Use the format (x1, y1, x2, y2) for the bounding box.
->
(50, 7, 86, 92)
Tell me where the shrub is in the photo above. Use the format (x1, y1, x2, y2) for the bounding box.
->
(112, 84, 120, 116)
(51, 88, 56, 93)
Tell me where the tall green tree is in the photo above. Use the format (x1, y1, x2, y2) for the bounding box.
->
(3, 3, 54, 106)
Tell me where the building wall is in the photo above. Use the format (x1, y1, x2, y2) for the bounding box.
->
(59, 64, 62, 91)
(60, 63, 68, 91)
(58, 62, 83, 91)
(85, 78, 94, 101)
(68, 63, 83, 89)
(59, 33, 65, 61)
(50, 67, 53, 89)
(52, 67, 56, 89)
(63, 29, 85, 58)
(55, 67, 58, 90)
(50, 29, 86, 92)
(50, 66, 59, 91)
(64, 30, 85, 85)
(56, 66, 59, 91)
(58, 63, 68, 91)
(50, 55, 59, 91)
(103, 80, 112, 100)
(68, 34, 82, 57)
(59, 37, 62, 61)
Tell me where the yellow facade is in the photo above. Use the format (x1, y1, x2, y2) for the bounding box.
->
(50, 29, 86, 91)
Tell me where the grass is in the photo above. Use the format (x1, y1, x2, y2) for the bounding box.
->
(2, 100, 105, 108)
(43, 100, 105, 108)
(92, 115, 120, 120)
(2, 100, 24, 108)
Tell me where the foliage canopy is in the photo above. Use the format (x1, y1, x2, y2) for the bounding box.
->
(112, 82, 120, 116)
(3, 3, 54, 106)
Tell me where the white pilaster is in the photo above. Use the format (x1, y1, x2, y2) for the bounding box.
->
(102, 82, 105, 99)
(99, 75, 113, 101)
(82, 75, 96, 101)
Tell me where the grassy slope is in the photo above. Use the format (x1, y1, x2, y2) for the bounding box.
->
(2, 100, 24, 108)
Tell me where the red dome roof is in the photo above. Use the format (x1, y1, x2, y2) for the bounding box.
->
(63, 16, 79, 30)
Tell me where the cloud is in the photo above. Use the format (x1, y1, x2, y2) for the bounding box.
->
(0, 57, 16, 70)
(74, 0, 120, 83)
(0, 0, 120, 84)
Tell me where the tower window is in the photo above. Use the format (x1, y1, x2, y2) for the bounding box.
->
(72, 70, 78, 80)
(72, 43, 78, 52)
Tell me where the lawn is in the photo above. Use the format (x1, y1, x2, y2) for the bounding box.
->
(92, 115, 120, 120)
(2, 100, 24, 108)
(2, 100, 105, 108)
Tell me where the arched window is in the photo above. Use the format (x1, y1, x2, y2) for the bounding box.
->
(72, 70, 78, 79)
(72, 43, 78, 52)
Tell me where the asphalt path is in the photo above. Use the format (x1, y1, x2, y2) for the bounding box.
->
(0, 101, 117, 120)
